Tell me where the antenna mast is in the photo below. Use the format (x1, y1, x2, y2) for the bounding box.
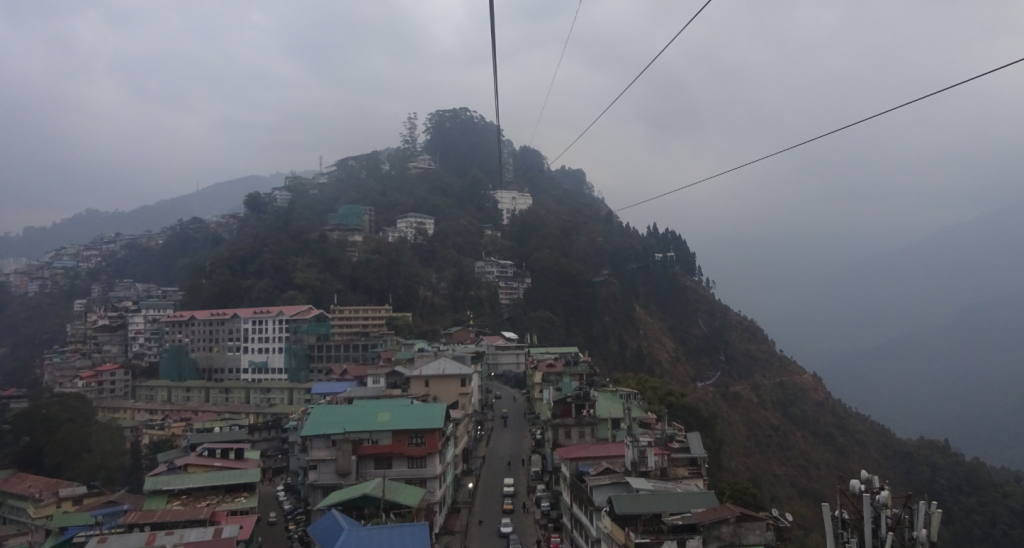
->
(488, 0, 503, 190)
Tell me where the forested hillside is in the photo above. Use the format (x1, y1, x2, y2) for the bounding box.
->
(1, 108, 1022, 546)
(0, 173, 289, 260)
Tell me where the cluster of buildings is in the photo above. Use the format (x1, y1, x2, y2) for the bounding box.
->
(2, 234, 164, 296)
(475, 257, 532, 306)
(522, 354, 791, 548)
(44, 280, 183, 393)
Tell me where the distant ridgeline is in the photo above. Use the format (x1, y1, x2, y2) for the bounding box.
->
(0, 107, 1022, 546)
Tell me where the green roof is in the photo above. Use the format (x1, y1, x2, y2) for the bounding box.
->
(608, 491, 720, 516)
(530, 347, 580, 354)
(137, 380, 313, 389)
(594, 391, 645, 419)
(314, 479, 426, 510)
(244, 450, 261, 460)
(300, 400, 447, 437)
(142, 493, 168, 510)
(48, 512, 95, 529)
(143, 468, 261, 493)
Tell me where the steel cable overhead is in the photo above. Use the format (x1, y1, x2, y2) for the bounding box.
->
(529, 0, 583, 147)
(614, 55, 1024, 213)
(550, 0, 714, 165)
(489, 0, 504, 189)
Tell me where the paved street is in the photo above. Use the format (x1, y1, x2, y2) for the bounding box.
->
(465, 382, 539, 548)
(257, 482, 289, 548)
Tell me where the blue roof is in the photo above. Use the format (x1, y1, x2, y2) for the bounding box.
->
(311, 381, 359, 395)
(309, 510, 431, 548)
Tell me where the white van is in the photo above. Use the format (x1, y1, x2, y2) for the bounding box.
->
(503, 477, 515, 496)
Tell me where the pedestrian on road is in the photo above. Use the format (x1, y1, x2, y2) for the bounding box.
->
(521, 457, 525, 467)
(507, 460, 511, 470)
(535, 539, 541, 548)
(522, 501, 527, 514)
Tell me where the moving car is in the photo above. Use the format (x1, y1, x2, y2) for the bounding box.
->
(502, 497, 514, 513)
(501, 409, 509, 419)
(495, 392, 502, 399)
(268, 512, 278, 525)
(508, 533, 522, 548)
(549, 533, 562, 548)
(503, 477, 515, 496)
(499, 517, 513, 537)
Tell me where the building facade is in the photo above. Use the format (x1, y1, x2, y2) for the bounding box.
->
(491, 190, 532, 224)
(474, 258, 531, 306)
(158, 305, 330, 382)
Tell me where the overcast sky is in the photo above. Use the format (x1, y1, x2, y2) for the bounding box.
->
(2, 0, 1023, 320)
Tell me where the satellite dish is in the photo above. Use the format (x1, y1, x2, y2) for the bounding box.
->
(785, 512, 794, 522)
(144, 526, 151, 532)
(849, 479, 862, 496)
(860, 469, 870, 483)
(132, 528, 140, 534)
(771, 509, 779, 517)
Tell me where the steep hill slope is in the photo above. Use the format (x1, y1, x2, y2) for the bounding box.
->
(0, 173, 292, 260)
(2, 108, 1021, 546)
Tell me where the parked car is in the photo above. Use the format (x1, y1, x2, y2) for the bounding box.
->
(508, 533, 522, 548)
(503, 477, 515, 496)
(268, 512, 278, 525)
(502, 497, 514, 513)
(499, 517, 513, 537)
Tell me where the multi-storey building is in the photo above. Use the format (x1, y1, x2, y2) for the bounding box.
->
(383, 213, 435, 242)
(299, 399, 455, 532)
(55, 363, 132, 400)
(328, 305, 410, 339)
(128, 300, 177, 368)
(404, 358, 480, 413)
(135, 379, 314, 407)
(159, 305, 330, 382)
(0, 471, 106, 546)
(474, 257, 531, 306)
(490, 190, 532, 224)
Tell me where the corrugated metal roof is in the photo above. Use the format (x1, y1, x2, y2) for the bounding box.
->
(608, 491, 719, 516)
(593, 391, 645, 419)
(301, 400, 446, 437)
(311, 382, 358, 395)
(160, 305, 325, 323)
(529, 347, 580, 355)
(686, 432, 706, 457)
(121, 508, 213, 525)
(48, 512, 96, 528)
(406, 358, 472, 377)
(0, 472, 81, 500)
(315, 479, 426, 510)
(555, 442, 625, 461)
(83, 525, 240, 548)
(142, 493, 168, 510)
(309, 510, 430, 548)
(143, 468, 260, 493)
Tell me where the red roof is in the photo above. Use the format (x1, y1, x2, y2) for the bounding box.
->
(0, 472, 81, 500)
(555, 442, 625, 461)
(93, 363, 122, 371)
(160, 305, 324, 323)
(340, 365, 368, 378)
(122, 508, 214, 525)
(480, 336, 507, 345)
(211, 513, 257, 541)
(78, 371, 98, 379)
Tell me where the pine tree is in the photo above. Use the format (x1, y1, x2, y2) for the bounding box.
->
(400, 112, 419, 154)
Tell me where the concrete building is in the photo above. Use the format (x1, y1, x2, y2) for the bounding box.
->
(158, 305, 330, 382)
(474, 257, 531, 306)
(328, 305, 410, 339)
(135, 380, 314, 407)
(0, 471, 105, 546)
(382, 213, 435, 243)
(127, 300, 177, 369)
(298, 399, 455, 532)
(55, 363, 132, 400)
(477, 335, 527, 375)
(404, 358, 480, 412)
(491, 190, 532, 224)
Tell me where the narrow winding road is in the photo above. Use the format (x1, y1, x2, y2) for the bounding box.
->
(465, 382, 539, 548)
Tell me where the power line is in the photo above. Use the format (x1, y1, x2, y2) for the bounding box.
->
(489, 0, 503, 189)
(550, 0, 714, 165)
(529, 0, 583, 147)
(615, 55, 1024, 212)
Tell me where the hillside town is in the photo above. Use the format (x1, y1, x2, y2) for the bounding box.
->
(0, 286, 791, 548)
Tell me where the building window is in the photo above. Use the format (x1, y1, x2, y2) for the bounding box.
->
(579, 429, 587, 440)
(408, 433, 426, 447)
(460, 377, 467, 387)
(408, 457, 426, 469)
(308, 464, 318, 471)
(423, 379, 429, 388)
(406, 479, 427, 489)
(374, 457, 393, 470)
(563, 428, 572, 440)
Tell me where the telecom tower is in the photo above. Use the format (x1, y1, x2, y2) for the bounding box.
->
(822, 469, 942, 548)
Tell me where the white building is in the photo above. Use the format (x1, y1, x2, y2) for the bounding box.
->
(475, 257, 532, 306)
(409, 154, 437, 172)
(159, 305, 329, 382)
(269, 187, 292, 207)
(491, 190, 532, 224)
(127, 300, 177, 368)
(383, 213, 435, 242)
